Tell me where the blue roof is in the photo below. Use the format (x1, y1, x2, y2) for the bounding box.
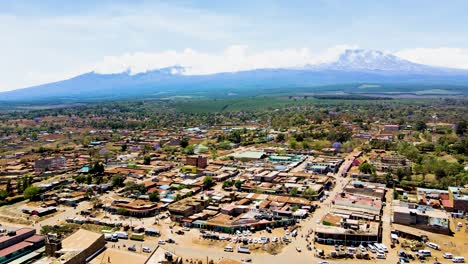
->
(160, 185, 170, 190)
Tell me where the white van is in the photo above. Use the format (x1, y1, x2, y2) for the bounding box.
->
(452, 256, 465, 263)
(224, 245, 233, 252)
(426, 242, 440, 250)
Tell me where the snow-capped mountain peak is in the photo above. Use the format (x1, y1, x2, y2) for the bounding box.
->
(327, 49, 426, 72)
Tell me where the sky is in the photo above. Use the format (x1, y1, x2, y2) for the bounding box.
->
(1, 0, 468, 91)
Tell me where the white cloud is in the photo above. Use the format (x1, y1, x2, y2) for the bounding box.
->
(395, 47, 468, 69)
(93, 44, 357, 75)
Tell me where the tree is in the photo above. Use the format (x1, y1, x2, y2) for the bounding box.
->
(184, 145, 195, 155)
(289, 138, 297, 149)
(75, 175, 86, 184)
(124, 182, 146, 193)
(23, 186, 40, 200)
(222, 180, 234, 189)
(31, 131, 38, 141)
(385, 172, 394, 187)
(5, 179, 12, 194)
(415, 120, 427, 132)
(289, 187, 299, 197)
(276, 134, 285, 142)
(203, 176, 214, 189)
(234, 180, 242, 190)
(303, 188, 317, 200)
(180, 137, 190, 148)
(111, 175, 125, 187)
(149, 191, 160, 202)
(456, 120, 467, 135)
(117, 208, 128, 215)
(143, 155, 151, 165)
(396, 168, 406, 182)
(121, 143, 128, 152)
(359, 162, 376, 175)
(86, 175, 92, 185)
(0, 190, 9, 200)
(90, 161, 105, 175)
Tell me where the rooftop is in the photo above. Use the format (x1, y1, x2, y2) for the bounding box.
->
(89, 248, 147, 264)
(61, 229, 102, 253)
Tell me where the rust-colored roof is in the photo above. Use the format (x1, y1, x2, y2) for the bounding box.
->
(0, 241, 31, 257)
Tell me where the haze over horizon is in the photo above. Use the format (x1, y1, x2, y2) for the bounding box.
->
(2, 0, 468, 92)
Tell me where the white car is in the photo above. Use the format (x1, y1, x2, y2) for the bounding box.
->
(252, 238, 258, 243)
(272, 237, 278, 242)
(444, 253, 454, 259)
(285, 230, 290, 235)
(296, 247, 302, 252)
(142, 247, 151, 253)
(158, 240, 165, 245)
(376, 253, 386, 259)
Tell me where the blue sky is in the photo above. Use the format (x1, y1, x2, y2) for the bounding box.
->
(1, 0, 468, 91)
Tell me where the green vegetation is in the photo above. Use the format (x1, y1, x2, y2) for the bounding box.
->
(23, 186, 40, 200)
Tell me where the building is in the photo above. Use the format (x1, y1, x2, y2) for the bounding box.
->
(344, 181, 386, 200)
(392, 201, 450, 234)
(306, 156, 344, 174)
(371, 154, 411, 172)
(229, 151, 266, 161)
(0, 228, 44, 264)
(38, 229, 105, 264)
(185, 155, 207, 169)
(314, 215, 381, 246)
(449, 186, 468, 213)
(383, 124, 401, 131)
(88, 248, 147, 264)
(106, 199, 162, 218)
(34, 157, 66, 173)
(168, 197, 209, 222)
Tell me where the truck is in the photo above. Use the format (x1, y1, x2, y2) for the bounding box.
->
(104, 234, 118, 242)
(113, 231, 128, 239)
(237, 246, 250, 254)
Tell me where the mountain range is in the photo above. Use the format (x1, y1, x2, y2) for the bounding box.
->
(2, 49, 468, 101)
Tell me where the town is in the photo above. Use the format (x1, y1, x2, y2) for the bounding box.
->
(0, 98, 466, 264)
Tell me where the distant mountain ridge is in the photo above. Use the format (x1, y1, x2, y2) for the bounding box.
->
(2, 49, 468, 101)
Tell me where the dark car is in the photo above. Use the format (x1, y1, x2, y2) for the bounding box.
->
(128, 246, 136, 252)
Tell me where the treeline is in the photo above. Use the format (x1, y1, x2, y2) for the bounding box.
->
(313, 95, 392, 100)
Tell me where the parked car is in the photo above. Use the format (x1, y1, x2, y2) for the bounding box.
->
(444, 253, 454, 259)
(158, 240, 166, 245)
(127, 245, 136, 252)
(142, 247, 151, 253)
(376, 253, 386, 259)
